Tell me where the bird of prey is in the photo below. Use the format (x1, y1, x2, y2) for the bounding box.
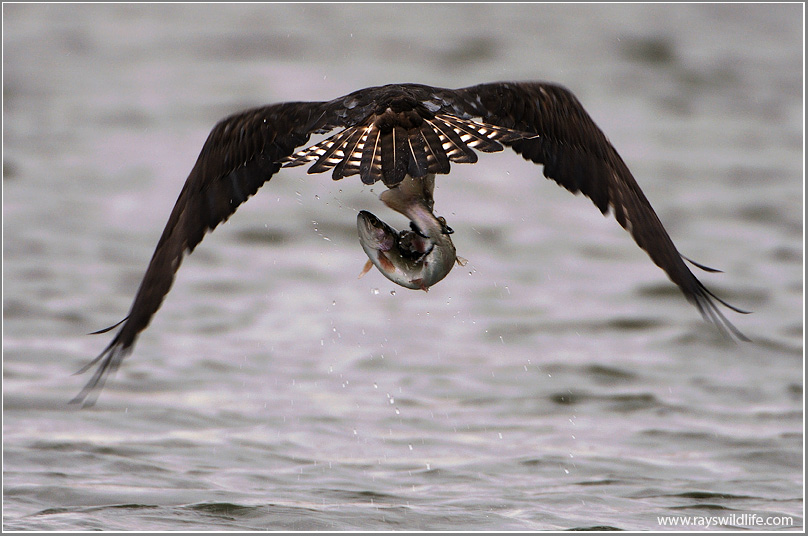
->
(73, 81, 748, 406)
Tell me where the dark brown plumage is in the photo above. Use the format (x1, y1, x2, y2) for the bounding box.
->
(73, 82, 747, 406)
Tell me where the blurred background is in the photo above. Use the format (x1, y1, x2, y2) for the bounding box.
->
(3, 3, 803, 531)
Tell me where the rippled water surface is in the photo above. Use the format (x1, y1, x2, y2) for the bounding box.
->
(3, 3, 803, 531)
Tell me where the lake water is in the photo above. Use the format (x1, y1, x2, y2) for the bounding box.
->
(3, 3, 803, 531)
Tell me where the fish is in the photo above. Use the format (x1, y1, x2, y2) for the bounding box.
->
(357, 210, 460, 291)
(357, 173, 464, 291)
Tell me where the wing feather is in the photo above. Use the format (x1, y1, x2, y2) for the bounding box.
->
(359, 125, 383, 185)
(419, 122, 451, 174)
(331, 126, 368, 180)
(452, 81, 748, 339)
(73, 101, 334, 406)
(425, 117, 478, 164)
(407, 131, 429, 177)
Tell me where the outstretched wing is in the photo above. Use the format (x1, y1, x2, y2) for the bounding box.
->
(450, 81, 748, 339)
(72, 101, 335, 406)
(77, 81, 747, 406)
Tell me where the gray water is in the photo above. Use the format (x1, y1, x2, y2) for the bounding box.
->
(3, 3, 803, 531)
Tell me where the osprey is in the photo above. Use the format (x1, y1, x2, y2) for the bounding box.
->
(74, 81, 748, 406)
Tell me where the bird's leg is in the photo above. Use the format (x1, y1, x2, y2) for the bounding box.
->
(379, 174, 445, 240)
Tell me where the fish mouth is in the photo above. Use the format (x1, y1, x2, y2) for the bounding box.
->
(357, 210, 397, 251)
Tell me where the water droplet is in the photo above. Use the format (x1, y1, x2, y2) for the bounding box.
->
(332, 300, 336, 306)
(390, 290, 396, 296)
(373, 383, 378, 389)
(564, 468, 570, 474)
(498, 432, 503, 439)
(389, 398, 395, 405)
(314, 194, 320, 200)
(395, 407, 400, 415)
(408, 444, 413, 451)
(426, 463, 431, 470)
(372, 288, 380, 295)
